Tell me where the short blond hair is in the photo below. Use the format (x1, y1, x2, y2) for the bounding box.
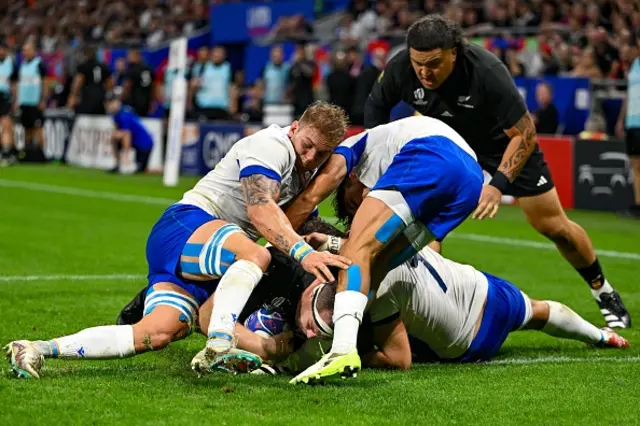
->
(298, 101, 349, 147)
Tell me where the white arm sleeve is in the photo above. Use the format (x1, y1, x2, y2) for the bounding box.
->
(237, 135, 292, 183)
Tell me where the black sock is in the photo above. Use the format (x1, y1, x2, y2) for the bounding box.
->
(577, 258, 605, 289)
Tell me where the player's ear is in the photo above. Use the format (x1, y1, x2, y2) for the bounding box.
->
(450, 47, 457, 62)
(289, 121, 299, 138)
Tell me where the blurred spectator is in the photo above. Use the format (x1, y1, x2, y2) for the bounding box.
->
(616, 41, 640, 218)
(113, 57, 128, 88)
(540, 43, 561, 76)
(190, 46, 234, 121)
(14, 42, 47, 161)
(351, 46, 386, 126)
(0, 41, 17, 164)
(326, 51, 355, 116)
(590, 27, 619, 76)
(186, 46, 209, 111)
(239, 84, 264, 123)
(533, 82, 559, 134)
(505, 47, 525, 77)
(556, 43, 574, 74)
(123, 49, 155, 117)
(259, 45, 290, 105)
(346, 46, 364, 78)
(68, 46, 112, 115)
(287, 43, 315, 118)
(572, 47, 603, 79)
(269, 14, 314, 42)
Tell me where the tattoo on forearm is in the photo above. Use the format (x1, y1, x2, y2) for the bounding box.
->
(274, 234, 294, 254)
(241, 175, 281, 206)
(499, 112, 537, 181)
(143, 334, 154, 351)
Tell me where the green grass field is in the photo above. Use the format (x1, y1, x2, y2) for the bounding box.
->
(1, 165, 639, 425)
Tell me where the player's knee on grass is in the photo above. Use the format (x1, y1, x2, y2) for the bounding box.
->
(134, 284, 200, 351)
(133, 307, 191, 351)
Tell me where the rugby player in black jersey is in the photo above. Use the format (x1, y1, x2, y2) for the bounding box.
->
(360, 14, 629, 328)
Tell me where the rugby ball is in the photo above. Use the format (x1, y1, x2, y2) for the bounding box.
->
(244, 308, 289, 338)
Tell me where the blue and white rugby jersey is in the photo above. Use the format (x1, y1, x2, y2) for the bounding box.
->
(334, 115, 477, 190)
(370, 246, 489, 359)
(179, 124, 315, 240)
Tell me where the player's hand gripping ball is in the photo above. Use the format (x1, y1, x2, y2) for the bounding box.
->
(244, 307, 289, 338)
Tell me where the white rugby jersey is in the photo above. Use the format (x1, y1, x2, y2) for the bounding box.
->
(370, 246, 489, 359)
(334, 115, 477, 190)
(179, 124, 314, 240)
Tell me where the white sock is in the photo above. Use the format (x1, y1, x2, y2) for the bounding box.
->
(34, 325, 135, 359)
(590, 279, 614, 301)
(541, 301, 603, 344)
(207, 259, 263, 344)
(330, 291, 368, 354)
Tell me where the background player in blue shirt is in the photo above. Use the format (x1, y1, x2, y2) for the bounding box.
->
(105, 91, 153, 174)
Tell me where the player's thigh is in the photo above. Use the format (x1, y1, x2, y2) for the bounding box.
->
(344, 196, 406, 258)
(180, 219, 270, 281)
(517, 188, 571, 237)
(0, 115, 12, 133)
(133, 282, 198, 349)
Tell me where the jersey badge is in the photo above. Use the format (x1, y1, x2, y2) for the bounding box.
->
(413, 88, 428, 106)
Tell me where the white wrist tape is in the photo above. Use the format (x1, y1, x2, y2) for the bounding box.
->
(317, 236, 342, 254)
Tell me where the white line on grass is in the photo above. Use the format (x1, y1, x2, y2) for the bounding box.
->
(0, 274, 144, 282)
(2, 178, 640, 261)
(447, 233, 640, 261)
(486, 355, 640, 366)
(0, 179, 174, 205)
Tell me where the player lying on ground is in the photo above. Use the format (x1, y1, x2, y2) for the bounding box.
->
(4, 239, 337, 379)
(307, 248, 629, 371)
(288, 115, 484, 383)
(293, 184, 630, 373)
(6, 102, 352, 379)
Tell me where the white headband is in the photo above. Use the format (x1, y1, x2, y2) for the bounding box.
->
(312, 284, 334, 338)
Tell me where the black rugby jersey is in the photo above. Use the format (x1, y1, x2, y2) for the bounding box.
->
(364, 42, 530, 157)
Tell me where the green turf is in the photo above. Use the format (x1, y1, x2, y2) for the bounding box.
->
(1, 165, 639, 425)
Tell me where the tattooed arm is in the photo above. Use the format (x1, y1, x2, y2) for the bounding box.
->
(498, 111, 538, 182)
(241, 173, 351, 281)
(241, 174, 302, 255)
(285, 153, 348, 231)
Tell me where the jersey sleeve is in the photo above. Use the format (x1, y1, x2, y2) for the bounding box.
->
(363, 56, 402, 129)
(333, 131, 369, 175)
(484, 62, 528, 130)
(237, 134, 292, 183)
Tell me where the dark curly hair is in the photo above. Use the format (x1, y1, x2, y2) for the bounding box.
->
(297, 217, 346, 238)
(406, 14, 464, 52)
(332, 178, 353, 228)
